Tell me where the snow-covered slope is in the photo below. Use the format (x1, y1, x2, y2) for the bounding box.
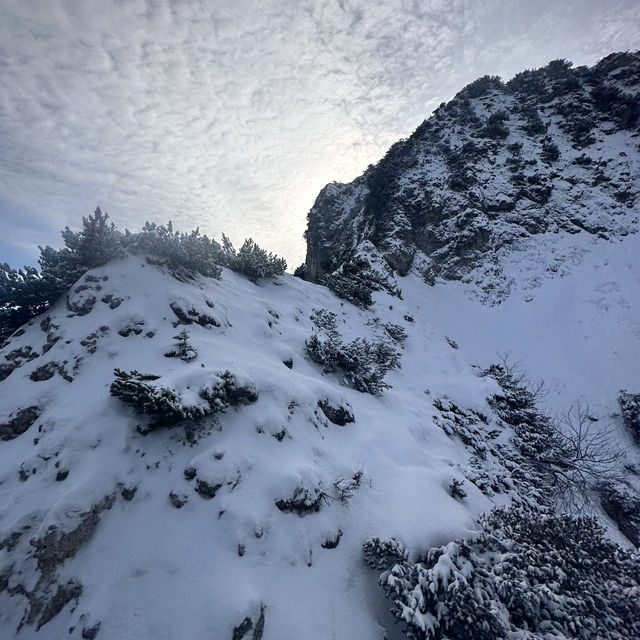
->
(2, 50, 640, 640)
(1, 239, 639, 638)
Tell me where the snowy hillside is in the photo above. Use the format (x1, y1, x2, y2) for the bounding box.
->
(1, 237, 639, 638)
(2, 51, 640, 640)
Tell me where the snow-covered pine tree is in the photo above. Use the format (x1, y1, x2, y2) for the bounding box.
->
(110, 369, 258, 432)
(234, 238, 287, 282)
(362, 537, 408, 571)
(220, 233, 237, 269)
(371, 505, 640, 640)
(164, 329, 198, 362)
(61, 207, 123, 269)
(305, 331, 400, 396)
(130, 222, 223, 279)
(0, 263, 49, 341)
(620, 390, 640, 444)
(1, 209, 124, 339)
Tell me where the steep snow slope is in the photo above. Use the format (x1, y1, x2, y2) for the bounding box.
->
(0, 242, 638, 639)
(411, 230, 640, 415)
(0, 256, 496, 639)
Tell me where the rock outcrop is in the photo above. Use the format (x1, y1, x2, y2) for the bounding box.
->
(303, 52, 640, 304)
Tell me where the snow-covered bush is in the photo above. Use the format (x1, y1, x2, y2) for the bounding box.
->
(541, 137, 560, 163)
(485, 363, 622, 506)
(129, 221, 223, 279)
(293, 262, 307, 279)
(275, 487, 324, 516)
(443, 146, 476, 192)
(1, 208, 121, 340)
(484, 365, 561, 464)
(432, 398, 491, 460)
(325, 271, 374, 308)
(275, 471, 363, 516)
(324, 254, 396, 309)
(110, 369, 199, 428)
(382, 322, 407, 344)
(459, 74, 503, 98)
(362, 537, 408, 571)
(519, 104, 546, 135)
(591, 80, 639, 129)
(305, 332, 400, 396)
(372, 505, 640, 640)
(619, 390, 640, 445)
(310, 308, 338, 333)
(332, 470, 363, 503)
(110, 369, 257, 431)
(221, 235, 287, 282)
(482, 110, 510, 140)
(448, 479, 467, 500)
(199, 371, 259, 409)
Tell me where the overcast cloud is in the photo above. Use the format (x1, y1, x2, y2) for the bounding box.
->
(0, 0, 638, 268)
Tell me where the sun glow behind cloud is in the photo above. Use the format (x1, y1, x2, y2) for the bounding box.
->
(0, 0, 638, 268)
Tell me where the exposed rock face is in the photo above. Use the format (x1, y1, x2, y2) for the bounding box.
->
(600, 486, 640, 547)
(232, 604, 265, 640)
(29, 361, 72, 383)
(304, 52, 640, 304)
(0, 494, 115, 631)
(317, 399, 354, 426)
(195, 479, 222, 500)
(0, 406, 40, 441)
(0, 346, 40, 382)
(169, 302, 220, 327)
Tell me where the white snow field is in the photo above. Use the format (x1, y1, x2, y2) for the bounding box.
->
(0, 230, 639, 639)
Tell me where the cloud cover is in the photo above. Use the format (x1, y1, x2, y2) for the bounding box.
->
(0, 0, 638, 268)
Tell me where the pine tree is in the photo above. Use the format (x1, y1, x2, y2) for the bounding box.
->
(305, 331, 400, 396)
(370, 506, 640, 640)
(0, 263, 49, 341)
(164, 329, 198, 362)
(110, 368, 258, 432)
(0, 209, 285, 339)
(235, 238, 287, 282)
(220, 233, 237, 269)
(62, 207, 123, 269)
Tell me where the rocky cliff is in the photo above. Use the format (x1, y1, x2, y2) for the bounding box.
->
(303, 51, 640, 304)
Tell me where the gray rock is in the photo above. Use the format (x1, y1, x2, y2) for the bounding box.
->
(195, 480, 221, 500)
(0, 406, 40, 441)
(169, 492, 188, 508)
(317, 400, 354, 426)
(620, 391, 640, 446)
(82, 622, 101, 639)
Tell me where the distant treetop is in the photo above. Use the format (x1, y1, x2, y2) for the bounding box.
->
(0, 208, 287, 342)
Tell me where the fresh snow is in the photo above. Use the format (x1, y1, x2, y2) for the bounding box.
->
(0, 235, 639, 638)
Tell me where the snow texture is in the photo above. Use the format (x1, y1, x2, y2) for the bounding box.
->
(0, 234, 638, 638)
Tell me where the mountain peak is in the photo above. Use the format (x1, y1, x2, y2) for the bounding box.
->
(303, 51, 640, 305)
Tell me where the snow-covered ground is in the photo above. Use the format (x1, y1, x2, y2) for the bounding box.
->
(418, 230, 640, 417)
(0, 230, 638, 638)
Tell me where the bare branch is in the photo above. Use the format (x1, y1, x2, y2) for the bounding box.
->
(544, 401, 624, 511)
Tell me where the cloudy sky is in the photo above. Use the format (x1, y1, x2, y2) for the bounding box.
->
(1, 0, 638, 269)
